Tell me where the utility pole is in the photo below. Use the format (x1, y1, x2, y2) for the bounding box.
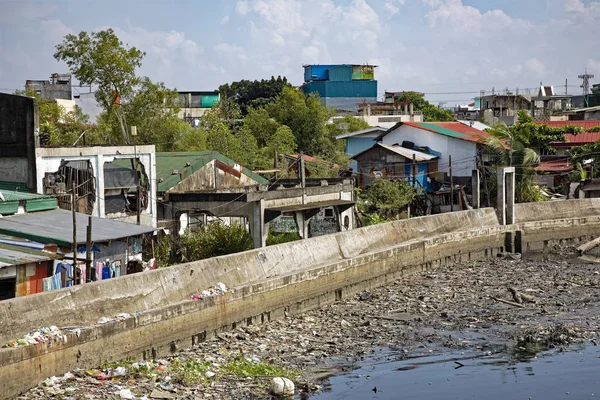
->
(274, 150, 278, 180)
(86, 215, 92, 283)
(565, 79, 568, 95)
(299, 154, 306, 189)
(412, 154, 417, 187)
(71, 181, 77, 277)
(579, 69, 595, 107)
(131, 126, 141, 225)
(449, 155, 454, 212)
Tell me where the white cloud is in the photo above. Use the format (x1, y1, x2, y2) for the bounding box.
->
(39, 19, 72, 45)
(525, 58, 546, 75)
(221, 15, 229, 24)
(235, 1, 251, 15)
(424, 0, 531, 36)
(215, 43, 249, 63)
(564, 0, 585, 12)
(384, 3, 400, 15)
(586, 59, 600, 74)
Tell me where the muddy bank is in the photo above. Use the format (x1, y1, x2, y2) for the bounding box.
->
(17, 248, 600, 399)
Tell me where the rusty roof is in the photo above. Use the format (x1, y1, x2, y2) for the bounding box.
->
(0, 243, 58, 268)
(535, 159, 574, 173)
(538, 120, 600, 131)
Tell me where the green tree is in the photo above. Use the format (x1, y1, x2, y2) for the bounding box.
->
(362, 179, 418, 218)
(267, 125, 297, 157)
(178, 222, 253, 262)
(17, 89, 98, 146)
(54, 28, 145, 143)
(484, 111, 583, 202)
(95, 77, 190, 149)
(219, 76, 291, 115)
(243, 107, 280, 147)
(394, 92, 454, 122)
(266, 87, 334, 157)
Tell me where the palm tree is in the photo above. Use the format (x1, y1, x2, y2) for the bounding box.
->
(483, 116, 543, 203)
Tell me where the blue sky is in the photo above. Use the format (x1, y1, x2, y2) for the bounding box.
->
(0, 0, 598, 110)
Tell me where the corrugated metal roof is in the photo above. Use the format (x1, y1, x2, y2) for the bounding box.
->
(0, 181, 29, 192)
(0, 190, 58, 215)
(154, 151, 267, 193)
(539, 120, 600, 132)
(335, 126, 388, 140)
(457, 120, 492, 131)
(351, 143, 438, 162)
(378, 143, 438, 161)
(0, 209, 154, 248)
(535, 159, 574, 173)
(0, 243, 57, 268)
(405, 122, 488, 142)
(563, 132, 600, 144)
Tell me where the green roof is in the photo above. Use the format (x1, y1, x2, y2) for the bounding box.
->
(416, 123, 470, 139)
(0, 190, 58, 215)
(155, 151, 268, 193)
(0, 181, 29, 192)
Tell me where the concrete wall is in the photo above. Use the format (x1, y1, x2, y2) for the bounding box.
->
(381, 125, 477, 177)
(35, 146, 158, 228)
(0, 93, 38, 189)
(2, 200, 600, 399)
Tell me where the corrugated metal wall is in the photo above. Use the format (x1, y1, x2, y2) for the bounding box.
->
(327, 65, 352, 82)
(302, 80, 377, 98)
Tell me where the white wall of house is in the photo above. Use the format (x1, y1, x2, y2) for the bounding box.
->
(380, 125, 477, 177)
(34, 145, 157, 228)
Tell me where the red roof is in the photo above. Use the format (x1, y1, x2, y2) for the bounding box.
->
(537, 120, 600, 131)
(537, 120, 600, 145)
(563, 132, 600, 145)
(535, 159, 574, 173)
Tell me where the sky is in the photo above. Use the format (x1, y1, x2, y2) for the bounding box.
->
(0, 0, 598, 112)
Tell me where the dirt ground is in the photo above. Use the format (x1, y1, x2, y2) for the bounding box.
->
(17, 247, 600, 399)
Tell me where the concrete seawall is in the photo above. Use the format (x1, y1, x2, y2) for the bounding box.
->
(2, 200, 600, 399)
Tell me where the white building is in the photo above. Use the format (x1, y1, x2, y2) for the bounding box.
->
(376, 121, 489, 178)
(35, 146, 157, 228)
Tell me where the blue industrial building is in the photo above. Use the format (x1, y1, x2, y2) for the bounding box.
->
(301, 64, 377, 112)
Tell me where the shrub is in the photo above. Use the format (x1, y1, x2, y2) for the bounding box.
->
(178, 221, 253, 262)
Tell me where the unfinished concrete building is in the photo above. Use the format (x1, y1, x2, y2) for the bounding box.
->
(0, 92, 157, 228)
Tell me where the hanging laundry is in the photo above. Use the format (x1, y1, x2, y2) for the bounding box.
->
(50, 273, 62, 290)
(42, 277, 52, 292)
(77, 264, 86, 285)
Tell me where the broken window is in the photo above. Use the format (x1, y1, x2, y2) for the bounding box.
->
(103, 159, 149, 215)
(44, 160, 96, 214)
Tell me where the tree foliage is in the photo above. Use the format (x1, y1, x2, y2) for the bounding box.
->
(177, 222, 253, 262)
(54, 29, 189, 149)
(394, 92, 454, 122)
(16, 90, 99, 146)
(484, 111, 582, 203)
(362, 179, 418, 218)
(54, 28, 145, 143)
(265, 87, 334, 157)
(219, 76, 291, 115)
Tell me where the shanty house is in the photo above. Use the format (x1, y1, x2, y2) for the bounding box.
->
(153, 151, 268, 232)
(376, 122, 488, 183)
(351, 143, 439, 189)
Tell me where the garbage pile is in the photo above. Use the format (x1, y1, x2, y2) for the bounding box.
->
(190, 282, 228, 300)
(97, 311, 142, 324)
(3, 325, 68, 348)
